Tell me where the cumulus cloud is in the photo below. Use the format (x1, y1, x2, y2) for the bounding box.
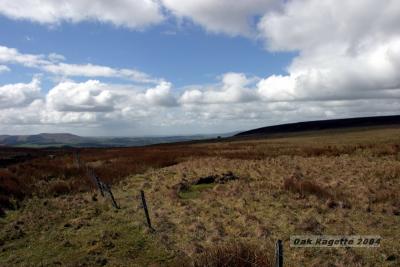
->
(257, 0, 400, 102)
(141, 81, 177, 107)
(46, 80, 117, 112)
(180, 72, 258, 104)
(0, 78, 179, 128)
(0, 78, 41, 109)
(1, 0, 400, 134)
(0, 0, 164, 29)
(162, 0, 280, 36)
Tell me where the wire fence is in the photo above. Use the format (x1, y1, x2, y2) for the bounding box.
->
(73, 151, 285, 266)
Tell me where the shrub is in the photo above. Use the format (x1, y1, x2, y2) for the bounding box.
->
(0, 169, 23, 197)
(48, 180, 70, 196)
(0, 195, 13, 209)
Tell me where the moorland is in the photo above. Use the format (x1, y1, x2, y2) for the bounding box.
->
(0, 125, 400, 266)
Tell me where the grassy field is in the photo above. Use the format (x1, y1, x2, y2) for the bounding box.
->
(1, 126, 400, 266)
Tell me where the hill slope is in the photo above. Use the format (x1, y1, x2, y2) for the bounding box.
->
(236, 115, 400, 137)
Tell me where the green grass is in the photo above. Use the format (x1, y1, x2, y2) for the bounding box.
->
(0, 194, 173, 266)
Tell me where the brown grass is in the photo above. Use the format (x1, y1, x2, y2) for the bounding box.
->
(283, 174, 333, 200)
(190, 242, 273, 267)
(0, 126, 399, 266)
(47, 180, 70, 196)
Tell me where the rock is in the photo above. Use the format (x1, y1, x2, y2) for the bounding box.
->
(386, 254, 396, 261)
(215, 172, 239, 184)
(326, 199, 338, 209)
(173, 179, 190, 192)
(197, 175, 217, 184)
(196, 172, 239, 185)
(393, 208, 400, 216)
(62, 241, 73, 247)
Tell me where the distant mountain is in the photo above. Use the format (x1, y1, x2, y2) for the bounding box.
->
(236, 115, 400, 137)
(0, 132, 232, 148)
(0, 133, 85, 146)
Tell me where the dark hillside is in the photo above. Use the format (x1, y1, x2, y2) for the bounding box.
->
(236, 115, 400, 137)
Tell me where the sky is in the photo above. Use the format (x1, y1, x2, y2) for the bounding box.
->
(0, 0, 399, 136)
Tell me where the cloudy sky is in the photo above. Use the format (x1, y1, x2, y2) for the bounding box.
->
(0, 0, 399, 136)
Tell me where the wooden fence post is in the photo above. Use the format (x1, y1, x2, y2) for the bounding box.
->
(104, 183, 119, 209)
(140, 190, 154, 231)
(275, 240, 283, 267)
(87, 168, 104, 197)
(94, 174, 105, 197)
(74, 151, 81, 168)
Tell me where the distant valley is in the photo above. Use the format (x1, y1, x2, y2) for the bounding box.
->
(0, 133, 233, 148)
(1, 115, 400, 148)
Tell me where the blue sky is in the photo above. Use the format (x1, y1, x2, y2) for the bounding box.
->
(0, 16, 294, 89)
(0, 1, 399, 136)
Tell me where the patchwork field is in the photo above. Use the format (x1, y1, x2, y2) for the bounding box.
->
(1, 126, 400, 266)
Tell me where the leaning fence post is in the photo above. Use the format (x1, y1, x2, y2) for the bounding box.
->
(140, 190, 154, 231)
(104, 183, 119, 209)
(275, 239, 283, 267)
(88, 168, 104, 197)
(94, 174, 105, 197)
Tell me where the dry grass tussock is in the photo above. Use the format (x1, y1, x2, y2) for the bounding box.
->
(188, 241, 273, 267)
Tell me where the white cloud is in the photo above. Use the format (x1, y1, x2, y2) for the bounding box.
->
(42, 63, 160, 83)
(0, 99, 45, 125)
(256, 0, 400, 102)
(0, 65, 10, 73)
(258, 0, 400, 53)
(47, 53, 66, 62)
(0, 45, 47, 67)
(0, 0, 164, 29)
(0, 78, 178, 128)
(1, 1, 400, 135)
(162, 0, 280, 36)
(180, 72, 258, 104)
(0, 78, 41, 109)
(0, 45, 161, 84)
(141, 81, 177, 107)
(46, 80, 117, 112)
